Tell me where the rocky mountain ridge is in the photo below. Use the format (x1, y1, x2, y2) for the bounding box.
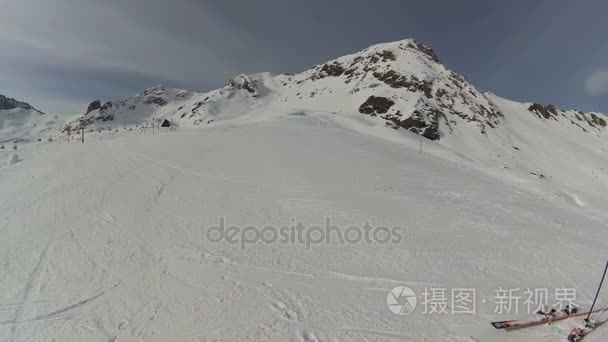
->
(0, 94, 40, 112)
(65, 39, 605, 142)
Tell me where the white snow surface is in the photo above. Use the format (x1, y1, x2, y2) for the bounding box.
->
(2, 114, 608, 341)
(0, 107, 58, 144)
(5, 154, 19, 167)
(2, 39, 608, 341)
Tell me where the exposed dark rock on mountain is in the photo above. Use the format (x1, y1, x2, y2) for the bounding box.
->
(405, 40, 440, 63)
(0, 94, 35, 111)
(372, 70, 434, 98)
(101, 102, 113, 111)
(528, 103, 558, 119)
(227, 75, 260, 98)
(312, 62, 346, 80)
(86, 100, 102, 114)
(588, 113, 607, 128)
(144, 96, 168, 107)
(399, 109, 441, 140)
(359, 96, 395, 115)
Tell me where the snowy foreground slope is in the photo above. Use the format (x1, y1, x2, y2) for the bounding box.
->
(1, 115, 608, 341)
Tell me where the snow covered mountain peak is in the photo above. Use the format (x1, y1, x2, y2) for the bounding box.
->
(276, 38, 505, 139)
(0, 94, 56, 143)
(63, 38, 606, 149)
(0, 94, 39, 112)
(358, 38, 441, 63)
(63, 38, 497, 136)
(133, 84, 193, 101)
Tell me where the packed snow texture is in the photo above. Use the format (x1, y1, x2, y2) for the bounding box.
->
(6, 154, 18, 167)
(0, 107, 58, 144)
(2, 115, 608, 341)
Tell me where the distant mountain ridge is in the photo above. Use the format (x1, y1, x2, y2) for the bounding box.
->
(58, 38, 608, 210)
(0, 94, 40, 112)
(0, 94, 55, 143)
(66, 39, 605, 140)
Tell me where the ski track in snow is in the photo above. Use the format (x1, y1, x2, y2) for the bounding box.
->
(8, 245, 49, 342)
(1, 121, 608, 341)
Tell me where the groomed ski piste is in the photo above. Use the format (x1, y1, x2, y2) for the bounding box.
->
(1, 112, 607, 342)
(2, 40, 608, 341)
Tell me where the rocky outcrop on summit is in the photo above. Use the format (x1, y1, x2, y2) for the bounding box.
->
(224, 74, 265, 99)
(525, 102, 607, 132)
(101, 101, 112, 111)
(405, 40, 440, 63)
(528, 103, 558, 120)
(287, 39, 504, 139)
(86, 100, 102, 114)
(0, 94, 37, 112)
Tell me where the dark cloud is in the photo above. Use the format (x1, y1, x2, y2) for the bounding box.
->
(1, 0, 607, 115)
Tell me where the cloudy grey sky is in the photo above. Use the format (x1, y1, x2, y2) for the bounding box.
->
(1, 0, 607, 115)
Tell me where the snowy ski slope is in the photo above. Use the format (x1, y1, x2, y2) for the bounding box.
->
(1, 114, 608, 341)
(2, 38, 608, 341)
